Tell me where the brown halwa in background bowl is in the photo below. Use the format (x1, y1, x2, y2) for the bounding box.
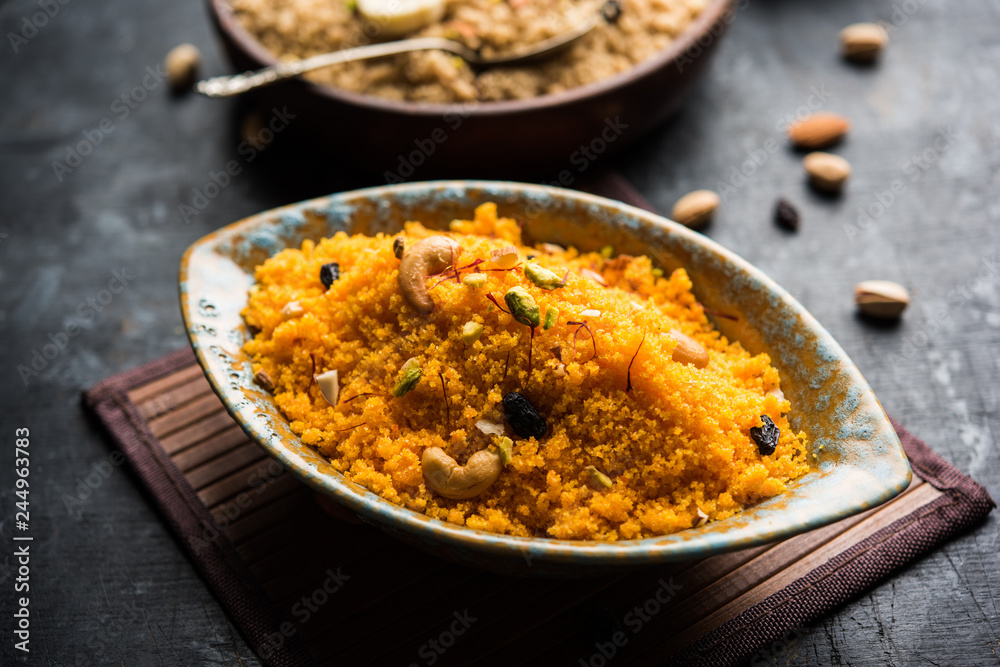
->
(206, 0, 736, 178)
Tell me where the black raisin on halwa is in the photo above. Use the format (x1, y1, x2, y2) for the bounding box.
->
(750, 415, 780, 456)
(320, 262, 341, 289)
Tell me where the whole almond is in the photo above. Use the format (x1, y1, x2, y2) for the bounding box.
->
(840, 23, 888, 62)
(165, 43, 202, 92)
(671, 190, 719, 229)
(803, 152, 851, 192)
(787, 112, 851, 149)
(855, 280, 909, 318)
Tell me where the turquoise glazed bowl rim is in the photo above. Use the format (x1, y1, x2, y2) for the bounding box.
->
(180, 180, 911, 572)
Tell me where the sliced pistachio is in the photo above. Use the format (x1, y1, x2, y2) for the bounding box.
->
(497, 436, 514, 466)
(543, 306, 559, 330)
(523, 262, 565, 290)
(462, 320, 484, 345)
(504, 286, 541, 327)
(599, 245, 614, 259)
(462, 273, 487, 289)
(315, 369, 339, 406)
(392, 357, 422, 397)
(585, 465, 613, 489)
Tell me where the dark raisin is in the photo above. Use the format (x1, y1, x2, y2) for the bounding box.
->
(774, 198, 800, 232)
(320, 262, 341, 289)
(502, 391, 547, 439)
(750, 415, 780, 456)
(601, 0, 622, 22)
(392, 237, 405, 259)
(526, 254, 536, 260)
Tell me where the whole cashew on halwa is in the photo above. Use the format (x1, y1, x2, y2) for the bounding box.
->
(397, 235, 463, 315)
(421, 447, 502, 500)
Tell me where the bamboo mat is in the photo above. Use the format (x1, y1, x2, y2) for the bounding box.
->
(84, 347, 994, 667)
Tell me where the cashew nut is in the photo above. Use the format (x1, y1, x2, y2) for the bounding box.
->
(421, 447, 502, 500)
(397, 236, 462, 315)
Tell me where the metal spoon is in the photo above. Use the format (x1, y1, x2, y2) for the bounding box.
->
(196, 0, 621, 98)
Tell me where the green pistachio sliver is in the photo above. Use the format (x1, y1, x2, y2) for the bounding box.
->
(463, 273, 487, 289)
(497, 436, 513, 466)
(523, 262, 565, 290)
(651, 268, 664, 277)
(504, 286, 541, 328)
(543, 306, 558, 330)
(462, 320, 484, 345)
(392, 357, 422, 397)
(599, 245, 614, 259)
(585, 465, 613, 489)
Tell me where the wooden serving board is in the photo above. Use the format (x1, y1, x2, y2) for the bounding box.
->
(83, 348, 993, 667)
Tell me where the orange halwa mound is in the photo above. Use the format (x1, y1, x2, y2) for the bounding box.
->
(243, 203, 811, 540)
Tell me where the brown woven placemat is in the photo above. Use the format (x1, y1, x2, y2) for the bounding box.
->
(82, 181, 994, 666)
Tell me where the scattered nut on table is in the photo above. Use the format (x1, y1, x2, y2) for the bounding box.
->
(165, 43, 201, 92)
(787, 112, 851, 149)
(840, 23, 888, 62)
(803, 152, 851, 192)
(671, 190, 719, 229)
(855, 280, 910, 318)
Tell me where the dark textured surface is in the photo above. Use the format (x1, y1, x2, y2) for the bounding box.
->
(1, 0, 997, 664)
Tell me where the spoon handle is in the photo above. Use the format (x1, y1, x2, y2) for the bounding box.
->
(195, 38, 477, 97)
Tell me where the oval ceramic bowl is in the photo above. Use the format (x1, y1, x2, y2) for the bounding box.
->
(180, 181, 911, 576)
(206, 0, 735, 177)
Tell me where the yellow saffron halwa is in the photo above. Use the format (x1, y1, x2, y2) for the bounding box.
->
(243, 203, 811, 540)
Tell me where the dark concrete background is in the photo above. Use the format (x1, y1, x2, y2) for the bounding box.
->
(1, 0, 998, 664)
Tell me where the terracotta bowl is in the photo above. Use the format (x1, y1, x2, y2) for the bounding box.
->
(180, 181, 911, 576)
(205, 0, 735, 178)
